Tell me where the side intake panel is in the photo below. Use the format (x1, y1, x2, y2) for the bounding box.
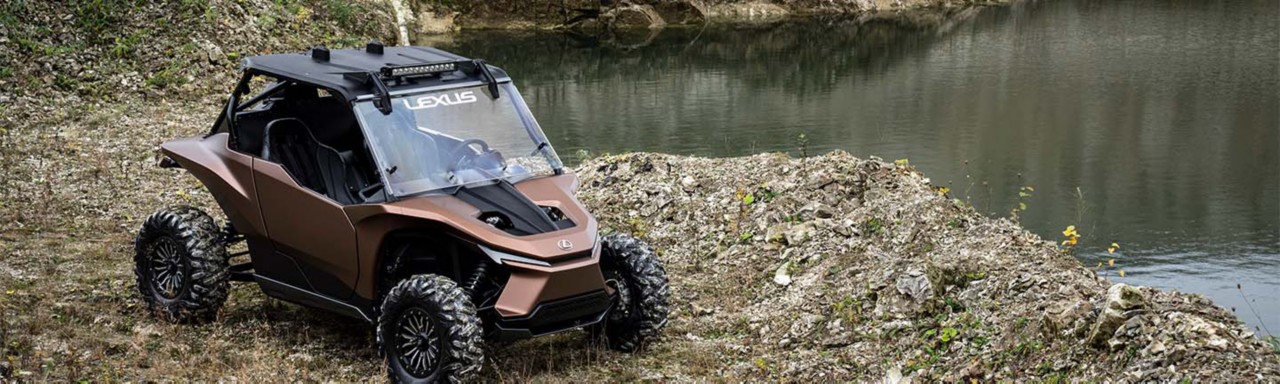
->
(159, 133, 265, 238)
(252, 160, 359, 300)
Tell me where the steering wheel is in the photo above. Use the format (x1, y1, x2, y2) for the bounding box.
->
(447, 139, 493, 170)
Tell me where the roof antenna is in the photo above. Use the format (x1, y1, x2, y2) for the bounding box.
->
(311, 46, 330, 62)
(366, 41, 384, 54)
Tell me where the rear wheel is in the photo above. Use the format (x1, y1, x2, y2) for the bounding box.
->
(133, 206, 229, 323)
(589, 233, 670, 352)
(379, 274, 483, 383)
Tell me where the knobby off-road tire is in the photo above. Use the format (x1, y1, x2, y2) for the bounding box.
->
(590, 232, 671, 352)
(133, 205, 229, 323)
(378, 275, 483, 383)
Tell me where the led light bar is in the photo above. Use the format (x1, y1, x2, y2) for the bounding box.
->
(380, 62, 458, 78)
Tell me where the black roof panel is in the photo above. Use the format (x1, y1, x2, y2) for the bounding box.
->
(242, 46, 508, 101)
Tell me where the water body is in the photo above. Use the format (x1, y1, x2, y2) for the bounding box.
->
(432, 0, 1280, 331)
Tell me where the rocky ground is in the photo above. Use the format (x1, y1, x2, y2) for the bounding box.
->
(1, 0, 1276, 382)
(572, 152, 1280, 381)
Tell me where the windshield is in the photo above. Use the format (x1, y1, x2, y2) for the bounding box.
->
(353, 82, 563, 196)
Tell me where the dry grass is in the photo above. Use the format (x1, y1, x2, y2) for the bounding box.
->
(2, 101, 1277, 381)
(0, 96, 695, 381)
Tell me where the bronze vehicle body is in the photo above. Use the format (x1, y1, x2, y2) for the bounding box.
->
(132, 43, 670, 382)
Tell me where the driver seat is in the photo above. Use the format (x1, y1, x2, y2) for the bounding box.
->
(262, 118, 366, 205)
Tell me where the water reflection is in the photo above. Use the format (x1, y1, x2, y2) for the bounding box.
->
(432, 0, 1280, 331)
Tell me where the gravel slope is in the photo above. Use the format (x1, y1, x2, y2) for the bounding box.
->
(572, 152, 1279, 381)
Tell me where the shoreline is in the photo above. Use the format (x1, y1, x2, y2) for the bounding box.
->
(402, 0, 1010, 39)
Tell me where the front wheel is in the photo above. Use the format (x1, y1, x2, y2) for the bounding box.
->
(589, 233, 671, 352)
(378, 274, 483, 383)
(133, 206, 229, 323)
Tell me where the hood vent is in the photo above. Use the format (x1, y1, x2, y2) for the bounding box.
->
(455, 181, 573, 236)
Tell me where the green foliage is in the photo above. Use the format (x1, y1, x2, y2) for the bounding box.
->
(0, 66, 12, 79)
(756, 186, 779, 202)
(53, 74, 79, 91)
(863, 218, 884, 234)
(0, 0, 25, 26)
(795, 132, 809, 157)
(943, 296, 963, 312)
(740, 186, 778, 206)
(175, 0, 208, 16)
(938, 327, 958, 343)
(971, 333, 990, 348)
(911, 323, 964, 374)
(70, 0, 137, 38)
(111, 29, 148, 58)
(14, 36, 83, 57)
(573, 149, 596, 164)
(322, 0, 359, 27)
(1010, 339, 1043, 357)
(13, 36, 39, 54)
(831, 296, 863, 324)
(274, 0, 303, 15)
(1266, 336, 1279, 354)
(145, 63, 186, 89)
(626, 216, 647, 238)
(1010, 185, 1034, 222)
(423, 0, 459, 7)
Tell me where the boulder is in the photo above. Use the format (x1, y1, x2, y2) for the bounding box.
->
(773, 261, 792, 286)
(651, 1, 707, 25)
(1088, 283, 1146, 347)
(896, 269, 934, 301)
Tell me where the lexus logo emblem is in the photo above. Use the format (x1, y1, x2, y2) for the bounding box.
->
(557, 239, 573, 251)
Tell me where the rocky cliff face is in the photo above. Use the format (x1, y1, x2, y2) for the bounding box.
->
(571, 152, 1279, 381)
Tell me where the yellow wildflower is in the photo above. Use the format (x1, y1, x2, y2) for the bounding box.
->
(1118, 270, 1126, 277)
(1107, 242, 1119, 254)
(1108, 259, 1115, 266)
(1062, 225, 1079, 237)
(297, 6, 313, 20)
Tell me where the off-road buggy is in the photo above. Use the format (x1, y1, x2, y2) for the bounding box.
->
(132, 43, 669, 382)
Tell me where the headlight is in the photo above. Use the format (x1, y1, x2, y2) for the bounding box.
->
(477, 245, 551, 267)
